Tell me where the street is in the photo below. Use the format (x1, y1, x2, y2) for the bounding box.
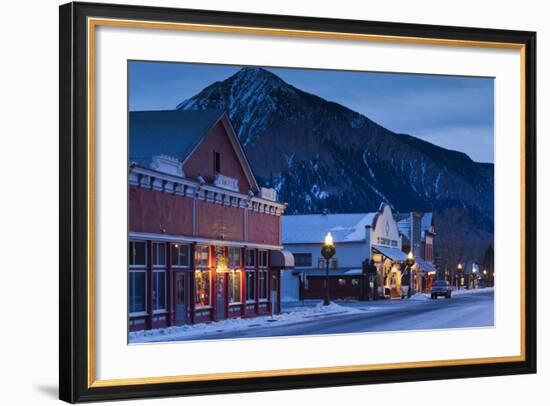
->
(133, 289, 493, 343)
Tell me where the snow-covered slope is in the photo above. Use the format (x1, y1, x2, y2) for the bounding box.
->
(176, 67, 494, 264)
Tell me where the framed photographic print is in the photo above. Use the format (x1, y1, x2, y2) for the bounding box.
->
(59, 1, 537, 403)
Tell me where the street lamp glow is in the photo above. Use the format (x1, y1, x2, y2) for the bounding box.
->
(407, 251, 414, 261)
(483, 269, 487, 275)
(458, 263, 462, 270)
(324, 232, 334, 246)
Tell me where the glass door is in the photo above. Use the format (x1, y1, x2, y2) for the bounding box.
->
(175, 273, 185, 325)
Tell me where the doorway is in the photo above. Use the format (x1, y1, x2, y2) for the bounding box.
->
(175, 273, 185, 325)
(215, 273, 226, 321)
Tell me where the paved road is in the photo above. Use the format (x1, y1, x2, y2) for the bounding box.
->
(176, 289, 494, 341)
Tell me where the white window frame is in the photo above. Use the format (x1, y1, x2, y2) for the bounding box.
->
(245, 269, 256, 303)
(258, 269, 269, 301)
(129, 268, 147, 316)
(195, 269, 212, 308)
(152, 269, 167, 313)
(228, 269, 242, 305)
(293, 252, 313, 268)
(129, 240, 147, 268)
(152, 241, 167, 268)
(171, 243, 190, 268)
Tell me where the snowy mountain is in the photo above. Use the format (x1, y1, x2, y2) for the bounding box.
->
(176, 67, 494, 265)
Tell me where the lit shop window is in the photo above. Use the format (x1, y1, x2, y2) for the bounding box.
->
(195, 245, 210, 268)
(246, 270, 256, 301)
(229, 247, 241, 268)
(245, 249, 256, 268)
(172, 244, 189, 267)
(152, 270, 166, 311)
(228, 270, 242, 304)
(258, 270, 269, 300)
(195, 270, 211, 307)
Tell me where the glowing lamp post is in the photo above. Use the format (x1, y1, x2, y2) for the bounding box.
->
(456, 263, 463, 290)
(483, 269, 488, 287)
(406, 251, 415, 298)
(321, 232, 336, 306)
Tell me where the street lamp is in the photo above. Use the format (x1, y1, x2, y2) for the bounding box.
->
(456, 263, 462, 290)
(406, 251, 415, 298)
(483, 269, 488, 287)
(321, 232, 336, 306)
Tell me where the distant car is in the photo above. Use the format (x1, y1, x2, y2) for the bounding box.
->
(431, 280, 452, 299)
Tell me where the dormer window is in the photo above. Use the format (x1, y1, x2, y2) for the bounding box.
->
(213, 151, 221, 173)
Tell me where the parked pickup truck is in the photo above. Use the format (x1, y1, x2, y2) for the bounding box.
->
(430, 280, 452, 299)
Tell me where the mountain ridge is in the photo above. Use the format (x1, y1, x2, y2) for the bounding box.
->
(176, 67, 494, 265)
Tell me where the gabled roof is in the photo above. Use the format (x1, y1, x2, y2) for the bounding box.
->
(130, 109, 224, 167)
(129, 109, 259, 191)
(282, 213, 376, 244)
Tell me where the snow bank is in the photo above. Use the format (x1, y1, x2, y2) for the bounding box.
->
(409, 293, 430, 301)
(130, 301, 360, 343)
(452, 287, 494, 296)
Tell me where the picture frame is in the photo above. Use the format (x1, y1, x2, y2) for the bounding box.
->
(59, 1, 537, 403)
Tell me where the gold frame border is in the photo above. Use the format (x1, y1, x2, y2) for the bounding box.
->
(87, 17, 527, 389)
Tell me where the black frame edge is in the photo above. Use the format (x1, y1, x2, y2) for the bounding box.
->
(59, 2, 75, 403)
(59, 1, 537, 403)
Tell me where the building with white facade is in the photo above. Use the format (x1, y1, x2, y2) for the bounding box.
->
(281, 203, 409, 302)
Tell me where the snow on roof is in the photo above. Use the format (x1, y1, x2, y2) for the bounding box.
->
(282, 213, 376, 244)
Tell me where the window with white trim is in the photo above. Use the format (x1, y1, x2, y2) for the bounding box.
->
(229, 247, 241, 269)
(293, 253, 312, 267)
(228, 270, 242, 304)
(152, 242, 166, 267)
(259, 250, 268, 267)
(152, 270, 166, 310)
(195, 245, 211, 307)
(245, 248, 256, 268)
(171, 243, 189, 267)
(246, 270, 256, 301)
(129, 240, 146, 314)
(258, 269, 268, 300)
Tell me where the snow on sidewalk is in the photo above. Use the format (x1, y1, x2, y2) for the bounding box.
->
(130, 301, 361, 343)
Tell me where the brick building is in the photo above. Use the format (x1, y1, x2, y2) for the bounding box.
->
(128, 110, 293, 331)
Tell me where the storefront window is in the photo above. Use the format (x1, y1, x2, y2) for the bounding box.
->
(229, 247, 241, 268)
(195, 245, 210, 268)
(129, 270, 146, 313)
(129, 240, 146, 314)
(246, 270, 256, 301)
(171, 244, 189, 267)
(259, 250, 268, 267)
(245, 249, 256, 268)
(258, 270, 268, 300)
(195, 270, 211, 307)
(152, 242, 166, 266)
(129, 240, 146, 266)
(152, 270, 166, 310)
(228, 270, 242, 303)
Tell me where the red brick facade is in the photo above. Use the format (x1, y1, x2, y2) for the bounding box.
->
(128, 112, 287, 332)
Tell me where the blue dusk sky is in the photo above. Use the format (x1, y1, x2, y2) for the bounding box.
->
(129, 61, 494, 163)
